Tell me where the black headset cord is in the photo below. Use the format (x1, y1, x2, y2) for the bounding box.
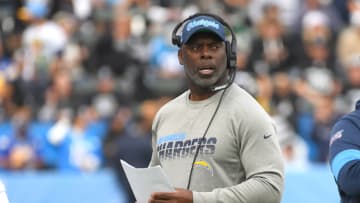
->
(186, 87, 227, 190)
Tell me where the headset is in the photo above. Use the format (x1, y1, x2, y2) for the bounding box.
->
(171, 13, 238, 71)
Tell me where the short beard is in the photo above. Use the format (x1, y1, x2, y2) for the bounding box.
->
(186, 69, 229, 89)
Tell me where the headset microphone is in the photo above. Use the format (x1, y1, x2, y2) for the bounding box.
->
(211, 83, 229, 92)
(210, 68, 236, 92)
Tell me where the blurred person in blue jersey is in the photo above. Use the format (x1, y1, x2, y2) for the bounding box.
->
(329, 99, 360, 203)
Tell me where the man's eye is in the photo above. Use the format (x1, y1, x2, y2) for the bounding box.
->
(187, 43, 221, 52)
(189, 45, 200, 51)
(210, 44, 220, 50)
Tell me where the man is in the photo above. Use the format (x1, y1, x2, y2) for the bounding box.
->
(329, 100, 360, 203)
(148, 13, 284, 203)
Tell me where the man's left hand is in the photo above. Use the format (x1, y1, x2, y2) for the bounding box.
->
(148, 188, 193, 203)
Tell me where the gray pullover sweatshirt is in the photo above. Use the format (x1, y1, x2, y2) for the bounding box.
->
(149, 84, 284, 203)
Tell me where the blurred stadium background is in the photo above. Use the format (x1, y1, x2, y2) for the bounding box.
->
(0, 0, 358, 202)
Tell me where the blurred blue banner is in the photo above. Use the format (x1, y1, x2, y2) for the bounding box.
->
(0, 169, 126, 203)
(0, 165, 340, 203)
(282, 164, 340, 203)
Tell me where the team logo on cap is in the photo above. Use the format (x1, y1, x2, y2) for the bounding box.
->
(186, 19, 220, 32)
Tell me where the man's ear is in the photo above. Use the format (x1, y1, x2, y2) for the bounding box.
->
(178, 49, 183, 65)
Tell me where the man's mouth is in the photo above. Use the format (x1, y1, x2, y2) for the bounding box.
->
(198, 66, 215, 75)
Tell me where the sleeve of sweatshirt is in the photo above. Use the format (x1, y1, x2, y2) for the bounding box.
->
(193, 106, 285, 203)
(329, 119, 360, 196)
(148, 112, 161, 167)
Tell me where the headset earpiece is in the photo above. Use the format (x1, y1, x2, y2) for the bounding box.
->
(172, 13, 237, 70)
(172, 35, 181, 47)
(225, 41, 237, 70)
(228, 40, 237, 70)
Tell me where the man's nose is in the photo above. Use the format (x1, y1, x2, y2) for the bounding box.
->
(200, 46, 212, 58)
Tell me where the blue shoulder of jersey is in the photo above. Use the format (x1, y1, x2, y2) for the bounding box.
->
(329, 100, 360, 197)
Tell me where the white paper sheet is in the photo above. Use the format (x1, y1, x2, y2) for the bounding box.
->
(120, 160, 175, 203)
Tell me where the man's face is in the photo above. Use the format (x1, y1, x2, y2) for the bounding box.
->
(178, 32, 228, 90)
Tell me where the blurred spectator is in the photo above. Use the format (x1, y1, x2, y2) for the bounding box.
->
(0, 39, 12, 77)
(255, 74, 274, 114)
(273, 114, 309, 171)
(43, 108, 72, 167)
(0, 75, 16, 122)
(209, 0, 254, 80)
(271, 72, 298, 129)
(250, 3, 295, 75)
(341, 53, 360, 112)
(291, 11, 342, 118)
(20, 1, 68, 107)
(234, 42, 252, 72)
(293, 67, 339, 116)
(147, 29, 182, 79)
(222, 0, 253, 56)
(102, 98, 160, 202)
(87, 12, 149, 102)
(310, 95, 343, 162)
(37, 69, 81, 122)
(47, 106, 103, 172)
(248, 0, 300, 29)
(222, 0, 251, 21)
(292, 68, 339, 158)
(145, 19, 186, 97)
(21, 1, 67, 71)
(234, 70, 257, 97)
(293, 10, 338, 74)
(291, 0, 344, 34)
(337, 0, 360, 68)
(0, 107, 44, 170)
(87, 67, 122, 121)
(102, 108, 133, 169)
(50, 11, 85, 83)
(102, 107, 135, 202)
